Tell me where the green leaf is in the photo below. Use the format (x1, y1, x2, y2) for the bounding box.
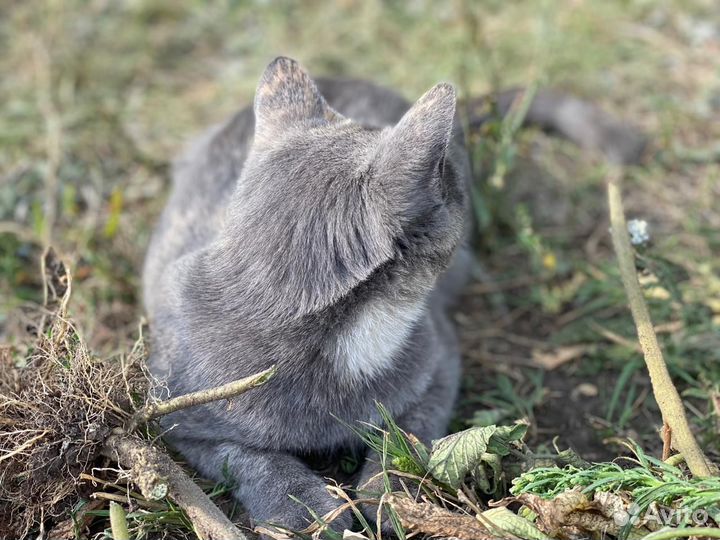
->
(472, 407, 511, 427)
(481, 507, 555, 540)
(428, 425, 497, 489)
(427, 423, 527, 489)
(473, 452, 500, 494)
(487, 423, 528, 455)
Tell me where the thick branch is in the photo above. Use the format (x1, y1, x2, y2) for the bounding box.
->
(105, 432, 247, 540)
(132, 365, 276, 427)
(607, 170, 713, 478)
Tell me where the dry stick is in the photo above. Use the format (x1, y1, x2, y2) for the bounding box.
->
(130, 365, 277, 428)
(92, 491, 167, 511)
(607, 169, 713, 478)
(32, 38, 62, 250)
(105, 433, 246, 540)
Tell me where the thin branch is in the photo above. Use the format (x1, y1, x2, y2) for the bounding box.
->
(91, 491, 167, 511)
(32, 37, 62, 249)
(107, 366, 277, 537)
(607, 169, 713, 478)
(131, 365, 276, 428)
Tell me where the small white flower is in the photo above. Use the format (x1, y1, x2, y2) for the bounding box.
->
(627, 219, 650, 246)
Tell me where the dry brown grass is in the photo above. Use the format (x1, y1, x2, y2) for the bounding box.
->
(0, 251, 151, 539)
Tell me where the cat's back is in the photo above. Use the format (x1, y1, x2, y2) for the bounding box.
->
(318, 78, 411, 127)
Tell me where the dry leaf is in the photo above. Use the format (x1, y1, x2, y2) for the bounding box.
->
(387, 494, 496, 540)
(531, 345, 589, 370)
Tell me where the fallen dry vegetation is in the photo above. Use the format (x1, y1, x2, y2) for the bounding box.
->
(0, 251, 273, 540)
(0, 250, 150, 538)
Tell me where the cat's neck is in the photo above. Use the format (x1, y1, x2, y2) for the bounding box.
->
(327, 294, 427, 382)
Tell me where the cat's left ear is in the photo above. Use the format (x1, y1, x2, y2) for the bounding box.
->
(376, 83, 456, 177)
(254, 57, 342, 143)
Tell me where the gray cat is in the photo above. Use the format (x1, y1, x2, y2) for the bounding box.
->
(143, 57, 471, 535)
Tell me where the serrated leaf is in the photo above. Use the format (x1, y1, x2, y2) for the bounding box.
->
(428, 424, 528, 489)
(428, 426, 497, 488)
(487, 423, 528, 455)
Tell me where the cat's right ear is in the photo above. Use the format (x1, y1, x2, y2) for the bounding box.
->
(375, 83, 456, 183)
(372, 83, 456, 216)
(253, 57, 341, 143)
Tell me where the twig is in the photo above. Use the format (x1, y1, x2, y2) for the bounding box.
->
(607, 168, 713, 478)
(91, 491, 167, 511)
(0, 430, 47, 464)
(130, 365, 276, 428)
(32, 37, 62, 249)
(104, 366, 276, 538)
(105, 432, 247, 540)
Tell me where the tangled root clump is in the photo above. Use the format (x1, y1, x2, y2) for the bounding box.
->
(0, 252, 153, 539)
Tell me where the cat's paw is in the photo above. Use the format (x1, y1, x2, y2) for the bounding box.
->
(252, 482, 352, 540)
(257, 512, 353, 540)
(356, 461, 416, 537)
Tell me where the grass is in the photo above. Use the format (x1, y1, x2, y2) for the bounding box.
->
(1, 0, 719, 538)
(511, 447, 720, 522)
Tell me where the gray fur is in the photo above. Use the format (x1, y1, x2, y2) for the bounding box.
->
(143, 57, 470, 535)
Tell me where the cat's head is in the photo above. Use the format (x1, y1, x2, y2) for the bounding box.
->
(225, 57, 466, 317)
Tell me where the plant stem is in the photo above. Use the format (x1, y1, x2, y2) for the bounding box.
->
(639, 528, 720, 540)
(607, 169, 713, 478)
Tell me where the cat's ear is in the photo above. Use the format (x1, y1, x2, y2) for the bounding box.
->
(377, 83, 456, 177)
(254, 57, 341, 142)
